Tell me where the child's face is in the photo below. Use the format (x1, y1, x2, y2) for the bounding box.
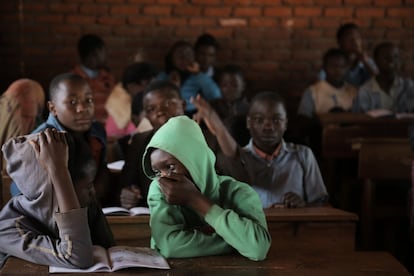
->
(375, 45, 400, 76)
(339, 29, 362, 54)
(143, 89, 185, 129)
(84, 47, 106, 70)
(219, 73, 245, 102)
(126, 78, 154, 98)
(324, 56, 348, 87)
(48, 80, 94, 132)
(247, 101, 287, 152)
(195, 45, 216, 72)
(150, 148, 189, 179)
(172, 46, 195, 71)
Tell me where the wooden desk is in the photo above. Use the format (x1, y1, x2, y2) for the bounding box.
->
(356, 138, 414, 249)
(265, 207, 358, 253)
(106, 207, 358, 253)
(1, 251, 409, 275)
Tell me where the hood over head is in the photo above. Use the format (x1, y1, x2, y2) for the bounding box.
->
(142, 116, 219, 197)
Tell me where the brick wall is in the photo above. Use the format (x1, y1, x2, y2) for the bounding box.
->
(1, 0, 413, 113)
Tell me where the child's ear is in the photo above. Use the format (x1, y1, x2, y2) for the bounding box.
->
(47, 101, 57, 116)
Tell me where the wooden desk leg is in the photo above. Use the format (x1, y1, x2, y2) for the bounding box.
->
(361, 179, 375, 249)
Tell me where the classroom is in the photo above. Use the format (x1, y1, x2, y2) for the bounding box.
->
(0, 1, 413, 274)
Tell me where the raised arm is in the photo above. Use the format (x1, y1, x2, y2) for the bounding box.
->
(191, 95, 238, 158)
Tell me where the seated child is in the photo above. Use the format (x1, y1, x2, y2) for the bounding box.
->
(353, 42, 414, 114)
(119, 80, 186, 208)
(194, 33, 219, 78)
(105, 62, 157, 138)
(298, 48, 357, 118)
(193, 92, 328, 208)
(0, 128, 114, 268)
(158, 40, 221, 115)
(211, 64, 250, 146)
(10, 73, 112, 206)
(143, 116, 271, 260)
(319, 22, 377, 87)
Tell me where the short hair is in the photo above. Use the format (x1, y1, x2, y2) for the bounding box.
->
(77, 34, 104, 60)
(249, 91, 287, 113)
(215, 64, 244, 82)
(373, 42, 396, 60)
(336, 23, 360, 43)
(121, 62, 158, 89)
(143, 80, 181, 99)
(49, 73, 86, 101)
(194, 33, 219, 51)
(165, 40, 193, 73)
(322, 48, 348, 66)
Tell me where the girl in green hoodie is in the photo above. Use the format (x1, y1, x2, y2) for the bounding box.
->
(142, 116, 271, 261)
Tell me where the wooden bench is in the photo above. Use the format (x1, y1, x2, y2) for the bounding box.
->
(356, 138, 414, 249)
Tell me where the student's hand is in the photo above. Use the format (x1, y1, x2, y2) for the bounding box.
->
(158, 172, 201, 206)
(282, 192, 306, 208)
(187, 62, 200, 74)
(29, 128, 68, 173)
(191, 94, 217, 135)
(120, 186, 142, 209)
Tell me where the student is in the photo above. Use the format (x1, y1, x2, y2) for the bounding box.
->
(118, 80, 186, 208)
(0, 128, 114, 268)
(193, 92, 328, 209)
(194, 33, 219, 78)
(105, 62, 157, 138)
(298, 48, 357, 118)
(143, 115, 271, 260)
(72, 34, 115, 124)
(320, 23, 377, 87)
(158, 40, 221, 115)
(10, 73, 112, 206)
(0, 79, 45, 191)
(210, 64, 250, 146)
(353, 42, 414, 114)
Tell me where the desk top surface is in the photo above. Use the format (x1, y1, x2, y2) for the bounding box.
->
(1, 251, 408, 275)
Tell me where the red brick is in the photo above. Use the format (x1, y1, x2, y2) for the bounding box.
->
(264, 7, 292, 17)
(143, 6, 171, 16)
(51, 25, 81, 34)
(315, 0, 341, 4)
(157, 0, 186, 3)
(36, 14, 64, 23)
(128, 16, 156, 25)
(388, 8, 414, 17)
(374, 18, 402, 28)
(173, 6, 202, 16)
(158, 17, 187, 26)
(220, 18, 247, 27)
(356, 8, 385, 18)
(49, 3, 78, 13)
(98, 16, 126, 25)
(127, 0, 153, 3)
(204, 7, 232, 17)
(374, 0, 402, 5)
(344, 0, 371, 5)
(248, 0, 281, 4)
(251, 62, 278, 71)
(111, 5, 139, 15)
(294, 7, 322, 17)
(113, 26, 143, 36)
(312, 18, 341, 29)
(325, 8, 354, 17)
(192, 0, 221, 4)
(175, 27, 204, 38)
(23, 3, 47, 12)
(285, 18, 310, 28)
(66, 15, 96, 24)
(249, 18, 277, 27)
(95, 0, 126, 3)
(284, 0, 314, 4)
(234, 7, 262, 17)
(80, 4, 109, 14)
(189, 17, 216, 26)
(204, 28, 233, 38)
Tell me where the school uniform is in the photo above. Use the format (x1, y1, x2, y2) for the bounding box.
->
(217, 139, 329, 208)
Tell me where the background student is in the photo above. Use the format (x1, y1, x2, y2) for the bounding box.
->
(143, 116, 271, 260)
(194, 33, 219, 79)
(193, 92, 328, 209)
(0, 128, 114, 268)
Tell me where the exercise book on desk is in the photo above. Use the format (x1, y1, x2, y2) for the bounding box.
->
(103, 206, 150, 216)
(49, 245, 169, 273)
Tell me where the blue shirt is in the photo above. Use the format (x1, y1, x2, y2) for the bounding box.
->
(157, 71, 221, 112)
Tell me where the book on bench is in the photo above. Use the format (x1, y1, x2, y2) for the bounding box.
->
(102, 206, 150, 216)
(49, 245, 169, 273)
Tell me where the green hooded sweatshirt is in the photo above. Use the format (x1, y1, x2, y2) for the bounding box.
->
(143, 116, 271, 261)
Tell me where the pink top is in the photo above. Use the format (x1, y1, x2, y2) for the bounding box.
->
(105, 115, 136, 138)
